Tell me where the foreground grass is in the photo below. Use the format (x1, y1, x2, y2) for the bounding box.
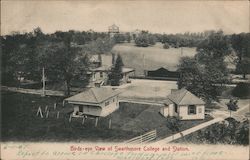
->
(1, 92, 137, 142)
(2, 91, 213, 142)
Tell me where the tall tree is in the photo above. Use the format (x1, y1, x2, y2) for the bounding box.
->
(231, 33, 250, 78)
(178, 31, 231, 103)
(38, 42, 89, 96)
(109, 54, 124, 86)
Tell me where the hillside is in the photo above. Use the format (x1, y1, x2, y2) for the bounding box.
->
(111, 42, 197, 76)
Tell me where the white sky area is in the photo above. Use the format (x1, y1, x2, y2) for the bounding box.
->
(1, 1, 249, 35)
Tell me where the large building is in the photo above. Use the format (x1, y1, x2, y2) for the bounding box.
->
(108, 24, 119, 38)
(160, 88, 205, 120)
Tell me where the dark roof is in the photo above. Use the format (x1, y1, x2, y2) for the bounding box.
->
(167, 88, 205, 105)
(65, 87, 120, 104)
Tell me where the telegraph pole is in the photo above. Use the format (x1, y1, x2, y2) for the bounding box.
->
(42, 67, 45, 96)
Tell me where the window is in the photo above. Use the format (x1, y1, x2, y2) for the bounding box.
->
(100, 72, 103, 78)
(174, 104, 178, 113)
(79, 106, 83, 112)
(188, 105, 196, 114)
(105, 101, 110, 106)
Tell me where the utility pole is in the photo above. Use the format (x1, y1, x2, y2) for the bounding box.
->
(42, 67, 46, 96)
(143, 54, 146, 76)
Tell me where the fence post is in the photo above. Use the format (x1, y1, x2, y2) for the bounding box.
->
(46, 110, 49, 118)
(95, 117, 99, 127)
(54, 103, 57, 110)
(82, 117, 85, 125)
(56, 111, 60, 119)
(36, 106, 43, 118)
(45, 105, 48, 112)
(109, 119, 112, 129)
(69, 114, 72, 122)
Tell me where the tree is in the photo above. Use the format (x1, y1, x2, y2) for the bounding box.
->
(135, 33, 150, 47)
(163, 43, 170, 49)
(109, 54, 124, 86)
(177, 31, 231, 103)
(38, 42, 89, 96)
(177, 57, 216, 102)
(113, 34, 126, 43)
(236, 58, 250, 79)
(134, 31, 156, 47)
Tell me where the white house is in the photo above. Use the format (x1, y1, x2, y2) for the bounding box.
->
(65, 87, 121, 117)
(160, 88, 205, 120)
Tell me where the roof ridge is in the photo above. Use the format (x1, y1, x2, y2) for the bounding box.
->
(178, 89, 188, 104)
(90, 88, 99, 102)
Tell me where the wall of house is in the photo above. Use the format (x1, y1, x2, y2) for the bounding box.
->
(178, 105, 205, 120)
(90, 71, 108, 82)
(161, 103, 178, 117)
(160, 106, 169, 117)
(99, 96, 119, 117)
(73, 105, 102, 117)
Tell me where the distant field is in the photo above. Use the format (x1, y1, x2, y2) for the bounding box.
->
(111, 43, 197, 75)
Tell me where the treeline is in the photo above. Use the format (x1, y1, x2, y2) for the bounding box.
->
(134, 30, 216, 48)
(1, 27, 115, 95)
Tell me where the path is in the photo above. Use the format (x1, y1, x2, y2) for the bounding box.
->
(155, 117, 224, 144)
(1, 86, 65, 97)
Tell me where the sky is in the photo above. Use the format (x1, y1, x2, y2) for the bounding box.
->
(1, 0, 249, 35)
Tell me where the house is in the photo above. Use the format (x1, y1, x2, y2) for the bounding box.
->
(160, 88, 205, 120)
(88, 65, 110, 87)
(108, 24, 119, 38)
(108, 24, 119, 33)
(65, 87, 121, 117)
(87, 53, 135, 86)
(89, 54, 102, 68)
(146, 67, 179, 79)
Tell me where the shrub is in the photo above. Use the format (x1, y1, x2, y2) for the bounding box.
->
(163, 43, 170, 49)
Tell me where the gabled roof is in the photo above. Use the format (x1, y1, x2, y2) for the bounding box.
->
(167, 88, 205, 105)
(89, 55, 101, 63)
(65, 87, 120, 104)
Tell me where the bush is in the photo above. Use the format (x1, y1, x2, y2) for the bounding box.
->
(232, 83, 250, 98)
(163, 43, 170, 49)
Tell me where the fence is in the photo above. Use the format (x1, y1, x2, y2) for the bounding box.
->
(124, 130, 157, 144)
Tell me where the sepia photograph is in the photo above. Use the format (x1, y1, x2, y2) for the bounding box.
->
(1, 0, 250, 159)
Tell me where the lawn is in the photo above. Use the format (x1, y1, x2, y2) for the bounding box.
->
(2, 91, 213, 142)
(119, 79, 178, 101)
(1, 91, 138, 142)
(111, 42, 197, 76)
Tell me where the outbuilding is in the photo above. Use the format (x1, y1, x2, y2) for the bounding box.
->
(65, 87, 121, 117)
(160, 88, 205, 120)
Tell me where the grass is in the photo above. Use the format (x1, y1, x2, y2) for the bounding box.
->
(1, 91, 138, 142)
(111, 42, 197, 76)
(120, 79, 178, 100)
(2, 91, 213, 142)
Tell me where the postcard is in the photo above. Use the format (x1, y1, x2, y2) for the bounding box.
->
(1, 0, 249, 160)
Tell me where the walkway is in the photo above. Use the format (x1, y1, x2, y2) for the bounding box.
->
(1, 86, 65, 97)
(155, 117, 224, 144)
